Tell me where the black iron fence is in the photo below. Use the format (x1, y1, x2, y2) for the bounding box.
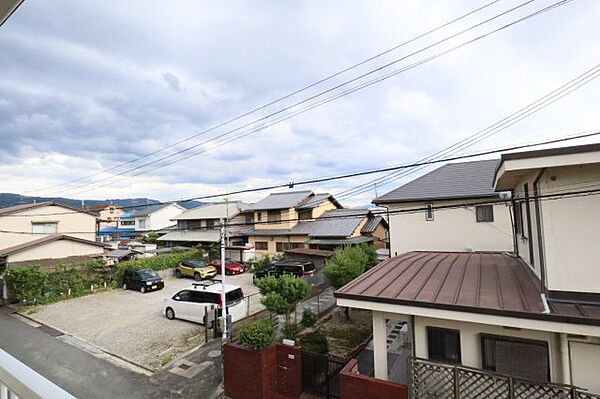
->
(302, 350, 346, 399)
(410, 357, 600, 399)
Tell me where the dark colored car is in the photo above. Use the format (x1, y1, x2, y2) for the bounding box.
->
(208, 258, 248, 275)
(253, 260, 316, 284)
(122, 268, 164, 293)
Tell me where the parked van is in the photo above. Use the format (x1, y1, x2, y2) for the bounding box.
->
(164, 280, 246, 326)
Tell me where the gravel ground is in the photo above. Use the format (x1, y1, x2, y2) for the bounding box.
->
(28, 270, 260, 370)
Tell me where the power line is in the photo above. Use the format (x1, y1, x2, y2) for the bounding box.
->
(31, 0, 501, 195)
(3, 185, 600, 234)
(336, 61, 600, 200)
(3, 130, 600, 218)
(45, 0, 570, 196)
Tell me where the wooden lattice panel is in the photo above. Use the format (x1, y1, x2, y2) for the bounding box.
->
(513, 379, 572, 399)
(411, 359, 455, 399)
(458, 369, 510, 399)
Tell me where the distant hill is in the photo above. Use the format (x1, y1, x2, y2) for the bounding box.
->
(0, 193, 204, 210)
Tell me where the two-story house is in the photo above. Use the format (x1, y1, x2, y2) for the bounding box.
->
(373, 159, 514, 256)
(117, 203, 185, 235)
(335, 143, 600, 396)
(158, 201, 250, 247)
(85, 203, 124, 228)
(243, 191, 388, 255)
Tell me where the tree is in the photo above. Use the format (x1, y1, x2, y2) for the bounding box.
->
(324, 244, 378, 319)
(256, 275, 311, 339)
(143, 233, 160, 244)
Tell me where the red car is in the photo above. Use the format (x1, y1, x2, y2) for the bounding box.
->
(208, 258, 247, 275)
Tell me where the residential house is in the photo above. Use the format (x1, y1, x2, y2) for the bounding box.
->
(373, 159, 513, 256)
(117, 202, 185, 235)
(157, 201, 250, 247)
(85, 203, 124, 228)
(0, 202, 105, 303)
(334, 143, 600, 395)
(243, 191, 387, 255)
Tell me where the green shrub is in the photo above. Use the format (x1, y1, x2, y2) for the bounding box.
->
(301, 308, 317, 328)
(143, 233, 160, 244)
(235, 319, 275, 351)
(257, 275, 311, 323)
(249, 254, 272, 273)
(300, 331, 329, 354)
(282, 322, 299, 340)
(4, 266, 47, 303)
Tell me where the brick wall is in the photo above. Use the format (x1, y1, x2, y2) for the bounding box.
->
(223, 342, 277, 399)
(339, 359, 408, 399)
(223, 342, 302, 399)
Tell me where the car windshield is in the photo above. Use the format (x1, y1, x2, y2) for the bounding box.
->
(137, 270, 158, 279)
(187, 260, 207, 268)
(226, 288, 243, 303)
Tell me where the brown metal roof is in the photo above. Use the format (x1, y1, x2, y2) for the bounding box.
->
(283, 248, 334, 258)
(335, 251, 600, 326)
(0, 234, 106, 257)
(0, 201, 96, 217)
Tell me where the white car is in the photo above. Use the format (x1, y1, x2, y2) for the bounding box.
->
(164, 280, 246, 326)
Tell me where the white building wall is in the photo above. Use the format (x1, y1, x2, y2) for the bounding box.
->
(386, 199, 513, 257)
(137, 204, 184, 231)
(0, 205, 97, 251)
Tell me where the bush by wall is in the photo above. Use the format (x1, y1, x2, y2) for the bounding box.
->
(300, 330, 329, 354)
(235, 319, 276, 351)
(301, 308, 317, 328)
(3, 266, 48, 303)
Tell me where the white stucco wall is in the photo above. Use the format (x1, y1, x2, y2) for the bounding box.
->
(0, 204, 97, 251)
(386, 199, 513, 257)
(511, 163, 600, 293)
(6, 239, 105, 263)
(136, 204, 184, 231)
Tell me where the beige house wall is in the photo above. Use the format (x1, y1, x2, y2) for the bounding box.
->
(387, 199, 513, 257)
(7, 239, 105, 263)
(511, 163, 600, 293)
(253, 197, 340, 231)
(0, 205, 97, 251)
(412, 316, 562, 382)
(97, 206, 124, 228)
(248, 234, 307, 255)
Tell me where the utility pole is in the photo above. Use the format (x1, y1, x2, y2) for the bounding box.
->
(220, 218, 228, 341)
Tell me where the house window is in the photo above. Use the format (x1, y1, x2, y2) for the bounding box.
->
(245, 213, 254, 224)
(255, 241, 268, 251)
(425, 203, 434, 221)
(121, 220, 135, 226)
(298, 210, 313, 220)
(138, 218, 147, 229)
(427, 327, 461, 364)
(275, 242, 304, 252)
(32, 222, 58, 234)
(514, 202, 524, 236)
(481, 335, 549, 381)
(109, 207, 114, 214)
(268, 210, 281, 223)
(476, 205, 494, 222)
(257, 212, 262, 222)
(206, 219, 215, 229)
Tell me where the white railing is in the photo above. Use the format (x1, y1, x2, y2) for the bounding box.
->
(0, 348, 76, 399)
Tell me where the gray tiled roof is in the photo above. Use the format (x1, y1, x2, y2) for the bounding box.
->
(373, 159, 501, 204)
(296, 193, 340, 210)
(247, 191, 313, 211)
(292, 208, 370, 237)
(361, 216, 385, 233)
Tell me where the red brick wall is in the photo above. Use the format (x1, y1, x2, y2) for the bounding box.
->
(339, 359, 408, 399)
(276, 343, 302, 398)
(223, 342, 277, 399)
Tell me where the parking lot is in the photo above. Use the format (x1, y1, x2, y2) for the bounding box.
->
(27, 270, 260, 370)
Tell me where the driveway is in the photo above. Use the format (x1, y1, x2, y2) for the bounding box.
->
(26, 270, 259, 370)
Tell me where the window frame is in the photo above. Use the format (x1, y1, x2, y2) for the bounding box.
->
(480, 334, 550, 381)
(31, 222, 58, 234)
(475, 205, 494, 223)
(255, 241, 268, 251)
(298, 210, 313, 220)
(267, 210, 282, 223)
(427, 326, 461, 364)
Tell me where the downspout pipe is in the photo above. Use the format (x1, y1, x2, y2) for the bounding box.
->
(533, 168, 548, 294)
(383, 204, 392, 258)
(509, 191, 519, 256)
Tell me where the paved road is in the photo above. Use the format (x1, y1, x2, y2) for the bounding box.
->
(0, 309, 181, 399)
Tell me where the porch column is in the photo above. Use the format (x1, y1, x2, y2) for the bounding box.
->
(372, 310, 388, 380)
(559, 333, 571, 385)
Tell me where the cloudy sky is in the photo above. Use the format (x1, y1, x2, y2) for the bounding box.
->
(1, 0, 599, 206)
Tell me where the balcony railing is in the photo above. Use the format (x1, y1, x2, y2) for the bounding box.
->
(410, 357, 600, 399)
(0, 348, 75, 399)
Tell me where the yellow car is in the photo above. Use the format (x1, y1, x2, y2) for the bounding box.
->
(176, 260, 217, 281)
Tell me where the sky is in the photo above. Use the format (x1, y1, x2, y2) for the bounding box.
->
(1, 0, 599, 207)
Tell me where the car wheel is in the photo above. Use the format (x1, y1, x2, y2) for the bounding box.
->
(175, 269, 182, 278)
(166, 307, 175, 320)
(140, 285, 146, 293)
(194, 273, 201, 281)
(122, 282, 127, 290)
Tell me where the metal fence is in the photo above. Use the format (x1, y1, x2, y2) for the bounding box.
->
(302, 350, 346, 399)
(410, 357, 600, 399)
